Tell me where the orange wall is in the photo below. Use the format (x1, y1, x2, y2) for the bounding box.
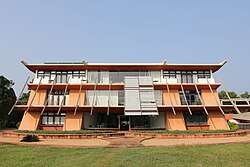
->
(201, 89, 220, 105)
(19, 111, 40, 130)
(166, 111, 186, 131)
(27, 90, 47, 106)
(63, 111, 84, 131)
(208, 110, 229, 130)
(163, 90, 181, 105)
(68, 90, 85, 106)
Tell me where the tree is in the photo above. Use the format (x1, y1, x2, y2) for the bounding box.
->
(218, 90, 238, 99)
(240, 91, 250, 98)
(0, 76, 16, 128)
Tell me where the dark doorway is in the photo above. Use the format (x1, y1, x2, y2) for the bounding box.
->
(120, 116, 129, 130)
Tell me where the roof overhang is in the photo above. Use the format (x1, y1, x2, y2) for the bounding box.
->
(21, 60, 227, 73)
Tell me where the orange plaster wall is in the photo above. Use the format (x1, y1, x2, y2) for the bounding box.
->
(19, 111, 40, 130)
(163, 90, 181, 105)
(63, 111, 84, 131)
(166, 111, 186, 131)
(27, 90, 47, 105)
(68, 91, 86, 106)
(201, 89, 220, 105)
(208, 111, 229, 130)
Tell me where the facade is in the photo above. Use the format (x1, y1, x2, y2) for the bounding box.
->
(14, 60, 246, 131)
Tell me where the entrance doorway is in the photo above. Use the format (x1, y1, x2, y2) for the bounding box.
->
(120, 116, 129, 130)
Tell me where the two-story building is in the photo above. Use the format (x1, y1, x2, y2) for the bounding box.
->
(14, 60, 238, 131)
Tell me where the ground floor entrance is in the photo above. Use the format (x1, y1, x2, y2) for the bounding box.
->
(83, 112, 166, 130)
(120, 116, 130, 130)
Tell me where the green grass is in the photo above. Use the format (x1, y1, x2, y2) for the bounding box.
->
(14, 130, 116, 134)
(0, 143, 250, 167)
(133, 130, 235, 134)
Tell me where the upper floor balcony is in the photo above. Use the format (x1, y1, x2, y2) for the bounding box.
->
(31, 69, 217, 86)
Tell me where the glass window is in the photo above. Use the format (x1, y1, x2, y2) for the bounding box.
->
(41, 112, 66, 125)
(184, 111, 207, 125)
(179, 90, 201, 105)
(131, 116, 150, 128)
(37, 70, 86, 83)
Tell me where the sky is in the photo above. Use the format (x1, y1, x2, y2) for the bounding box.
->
(0, 0, 249, 95)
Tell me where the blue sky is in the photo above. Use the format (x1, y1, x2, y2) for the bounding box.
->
(0, 0, 249, 94)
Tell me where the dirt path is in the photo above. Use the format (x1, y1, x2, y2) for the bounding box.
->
(142, 134, 250, 146)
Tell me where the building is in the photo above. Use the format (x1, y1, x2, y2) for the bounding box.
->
(12, 60, 248, 131)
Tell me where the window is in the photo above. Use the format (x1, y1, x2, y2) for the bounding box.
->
(163, 71, 177, 78)
(184, 111, 207, 125)
(179, 90, 201, 105)
(131, 116, 150, 128)
(37, 70, 86, 83)
(198, 71, 211, 79)
(47, 90, 69, 106)
(41, 112, 66, 125)
(181, 71, 193, 83)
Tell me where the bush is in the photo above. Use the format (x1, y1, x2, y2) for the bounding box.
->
(21, 135, 40, 142)
(16, 122, 21, 129)
(228, 122, 239, 131)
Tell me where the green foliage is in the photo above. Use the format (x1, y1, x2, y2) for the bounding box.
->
(15, 130, 115, 134)
(16, 122, 21, 129)
(228, 122, 239, 131)
(20, 135, 40, 142)
(0, 76, 16, 128)
(219, 90, 238, 99)
(133, 130, 234, 134)
(17, 91, 30, 105)
(240, 91, 250, 98)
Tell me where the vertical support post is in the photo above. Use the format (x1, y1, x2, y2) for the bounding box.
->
(8, 76, 30, 115)
(26, 77, 42, 114)
(57, 76, 70, 115)
(90, 81, 97, 115)
(165, 78, 176, 115)
(220, 79, 241, 114)
(138, 77, 142, 115)
(206, 77, 225, 114)
(180, 83, 192, 115)
(194, 84, 208, 115)
(41, 78, 56, 115)
(107, 81, 112, 116)
(74, 80, 84, 115)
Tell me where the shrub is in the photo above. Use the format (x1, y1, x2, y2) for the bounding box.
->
(16, 122, 21, 129)
(228, 122, 239, 131)
(21, 135, 40, 142)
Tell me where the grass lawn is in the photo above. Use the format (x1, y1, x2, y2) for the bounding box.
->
(1, 143, 250, 167)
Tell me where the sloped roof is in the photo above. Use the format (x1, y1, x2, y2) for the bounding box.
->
(21, 60, 227, 73)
